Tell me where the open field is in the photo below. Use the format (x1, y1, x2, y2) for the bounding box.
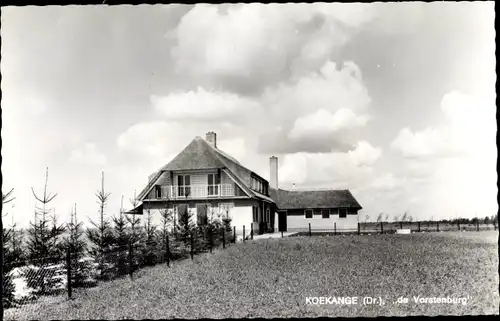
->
(5, 231, 499, 319)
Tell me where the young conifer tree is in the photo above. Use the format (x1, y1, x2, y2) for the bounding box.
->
(140, 202, 158, 266)
(111, 195, 130, 277)
(25, 168, 66, 295)
(125, 191, 144, 270)
(158, 198, 174, 262)
(86, 172, 114, 280)
(2, 188, 20, 309)
(65, 204, 92, 287)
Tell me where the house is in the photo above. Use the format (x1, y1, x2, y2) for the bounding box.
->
(127, 132, 362, 235)
(127, 132, 276, 237)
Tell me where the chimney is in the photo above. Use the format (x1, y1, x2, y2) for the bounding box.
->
(206, 131, 217, 148)
(270, 156, 278, 189)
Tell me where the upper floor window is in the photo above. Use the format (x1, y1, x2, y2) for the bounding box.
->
(177, 175, 191, 197)
(154, 185, 162, 199)
(207, 173, 220, 196)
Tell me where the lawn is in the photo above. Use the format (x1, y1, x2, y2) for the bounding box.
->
(5, 231, 499, 319)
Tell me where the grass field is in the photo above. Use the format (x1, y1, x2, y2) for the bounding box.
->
(5, 231, 499, 319)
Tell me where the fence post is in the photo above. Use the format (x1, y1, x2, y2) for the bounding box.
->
(190, 233, 194, 260)
(128, 240, 133, 280)
(418, 221, 421, 232)
(437, 221, 440, 232)
(166, 234, 170, 267)
(380, 222, 383, 234)
(400, 222, 403, 230)
(243, 225, 246, 242)
(66, 247, 72, 300)
(209, 227, 213, 254)
(281, 230, 283, 238)
(222, 227, 226, 249)
(308, 223, 311, 236)
(476, 220, 479, 232)
(334, 222, 337, 235)
(458, 221, 460, 231)
(233, 226, 236, 243)
(358, 222, 360, 235)
(251, 224, 254, 240)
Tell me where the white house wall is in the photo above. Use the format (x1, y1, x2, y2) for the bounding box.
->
(138, 200, 255, 235)
(287, 214, 359, 231)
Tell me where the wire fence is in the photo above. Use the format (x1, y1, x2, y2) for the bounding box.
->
(3, 220, 497, 312)
(280, 221, 498, 237)
(3, 225, 236, 311)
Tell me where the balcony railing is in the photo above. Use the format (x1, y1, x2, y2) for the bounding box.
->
(153, 184, 235, 199)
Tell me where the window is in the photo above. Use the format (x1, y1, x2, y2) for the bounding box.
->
(330, 208, 339, 215)
(314, 209, 322, 216)
(305, 209, 313, 219)
(339, 208, 347, 218)
(348, 208, 358, 215)
(196, 204, 210, 226)
(207, 174, 220, 196)
(252, 206, 258, 222)
(155, 185, 162, 199)
(177, 175, 191, 197)
(322, 209, 330, 219)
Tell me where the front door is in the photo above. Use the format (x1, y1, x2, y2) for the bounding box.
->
(278, 210, 287, 232)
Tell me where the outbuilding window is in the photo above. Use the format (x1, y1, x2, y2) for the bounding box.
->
(339, 208, 347, 218)
(322, 209, 330, 219)
(305, 209, 313, 219)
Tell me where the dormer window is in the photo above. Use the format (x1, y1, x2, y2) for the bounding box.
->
(155, 185, 162, 198)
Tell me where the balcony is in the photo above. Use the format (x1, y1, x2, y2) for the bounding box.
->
(153, 184, 235, 199)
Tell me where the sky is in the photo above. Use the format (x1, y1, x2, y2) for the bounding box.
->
(1, 2, 497, 227)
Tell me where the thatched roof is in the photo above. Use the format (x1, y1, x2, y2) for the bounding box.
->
(269, 188, 362, 210)
(136, 136, 256, 200)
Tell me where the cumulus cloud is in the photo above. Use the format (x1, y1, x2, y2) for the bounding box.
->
(390, 90, 497, 218)
(391, 91, 496, 159)
(151, 87, 259, 122)
(117, 121, 191, 158)
(277, 140, 382, 187)
(257, 60, 371, 153)
(289, 108, 369, 140)
(69, 143, 107, 165)
(171, 3, 376, 93)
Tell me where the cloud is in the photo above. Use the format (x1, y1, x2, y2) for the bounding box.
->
(257, 60, 371, 153)
(171, 3, 376, 94)
(389, 90, 497, 219)
(69, 143, 107, 166)
(347, 140, 382, 167)
(391, 91, 496, 159)
(289, 108, 369, 140)
(277, 140, 382, 187)
(151, 87, 259, 122)
(117, 121, 192, 158)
